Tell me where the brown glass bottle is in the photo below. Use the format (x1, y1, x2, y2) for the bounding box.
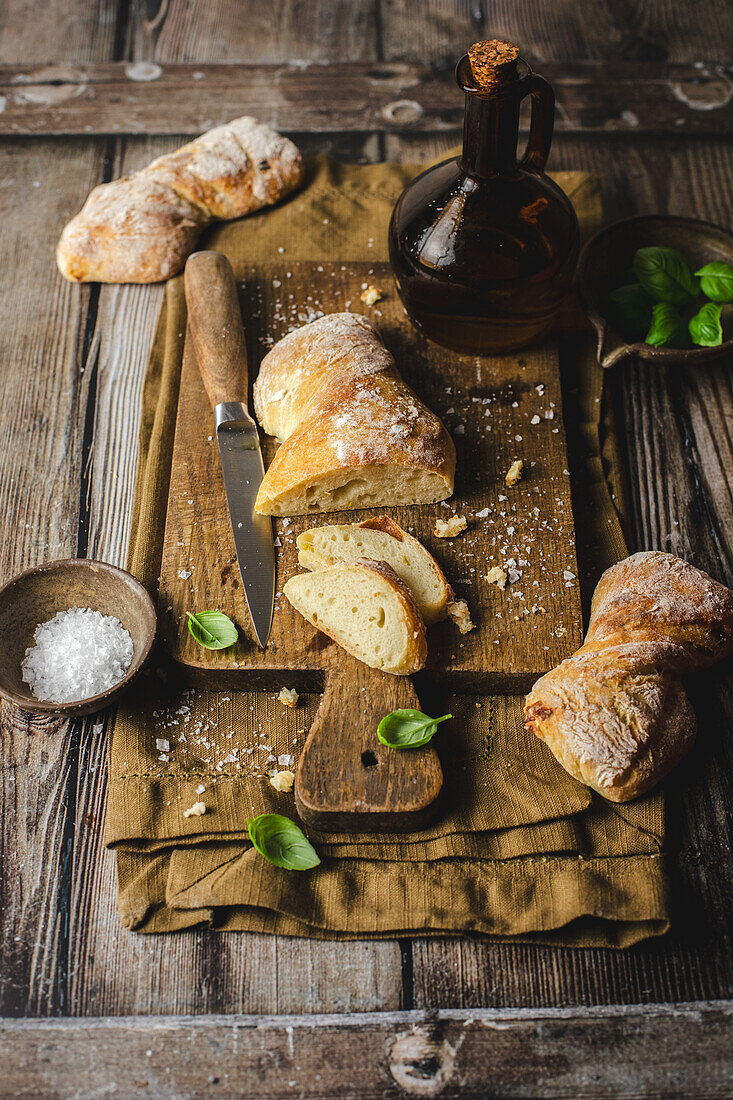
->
(389, 40, 579, 355)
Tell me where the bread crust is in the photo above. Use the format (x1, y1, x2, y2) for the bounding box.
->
(296, 516, 454, 625)
(283, 558, 427, 675)
(57, 117, 303, 284)
(524, 552, 733, 802)
(253, 314, 456, 515)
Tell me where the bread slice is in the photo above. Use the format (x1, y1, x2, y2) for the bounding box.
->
(282, 559, 427, 675)
(296, 516, 453, 626)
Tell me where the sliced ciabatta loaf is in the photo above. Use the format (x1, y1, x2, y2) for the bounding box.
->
(253, 313, 455, 516)
(282, 559, 427, 676)
(296, 516, 453, 626)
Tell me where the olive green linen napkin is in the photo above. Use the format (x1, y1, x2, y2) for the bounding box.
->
(105, 156, 668, 945)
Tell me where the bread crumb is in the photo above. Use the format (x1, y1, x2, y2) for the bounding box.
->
(278, 686, 299, 708)
(360, 285, 383, 306)
(183, 801, 207, 818)
(447, 599, 475, 634)
(505, 459, 524, 486)
(434, 514, 467, 538)
(486, 566, 508, 591)
(269, 770, 295, 792)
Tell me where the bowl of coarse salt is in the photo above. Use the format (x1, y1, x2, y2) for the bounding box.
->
(0, 559, 156, 716)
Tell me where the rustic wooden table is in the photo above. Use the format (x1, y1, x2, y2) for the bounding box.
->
(1, 2, 732, 1096)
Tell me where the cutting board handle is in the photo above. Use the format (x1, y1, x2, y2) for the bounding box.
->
(184, 251, 249, 408)
(295, 664, 443, 833)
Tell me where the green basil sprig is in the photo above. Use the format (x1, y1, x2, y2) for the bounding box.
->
(645, 303, 688, 348)
(633, 246, 698, 305)
(247, 814, 320, 870)
(694, 262, 733, 304)
(186, 610, 238, 650)
(689, 301, 723, 347)
(377, 709, 452, 749)
(607, 283, 652, 339)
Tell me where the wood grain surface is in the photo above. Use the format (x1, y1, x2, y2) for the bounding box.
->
(0, 0, 732, 1060)
(161, 262, 583, 688)
(2, 1002, 733, 1099)
(161, 259, 581, 828)
(1, 60, 732, 136)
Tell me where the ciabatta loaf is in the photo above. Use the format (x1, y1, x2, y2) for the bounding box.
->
(524, 552, 733, 802)
(297, 516, 453, 625)
(57, 117, 303, 283)
(253, 313, 455, 515)
(283, 559, 427, 675)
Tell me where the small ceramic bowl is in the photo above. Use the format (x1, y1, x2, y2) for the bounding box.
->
(577, 214, 733, 368)
(0, 559, 157, 717)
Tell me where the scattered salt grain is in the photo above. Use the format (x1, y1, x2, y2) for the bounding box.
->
(21, 607, 134, 704)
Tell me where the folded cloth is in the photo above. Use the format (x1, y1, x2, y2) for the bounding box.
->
(105, 156, 669, 945)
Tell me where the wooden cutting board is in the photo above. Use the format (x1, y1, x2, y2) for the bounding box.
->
(159, 260, 583, 831)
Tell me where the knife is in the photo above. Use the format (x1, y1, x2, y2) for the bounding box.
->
(184, 251, 275, 649)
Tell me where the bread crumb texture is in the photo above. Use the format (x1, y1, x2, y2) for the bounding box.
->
(360, 284, 383, 306)
(278, 686, 299, 708)
(434, 514, 467, 538)
(269, 770, 295, 792)
(183, 801, 207, 818)
(447, 598, 475, 634)
(486, 566, 508, 590)
(505, 459, 524, 486)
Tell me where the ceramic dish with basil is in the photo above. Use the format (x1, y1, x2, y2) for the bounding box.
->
(577, 215, 733, 369)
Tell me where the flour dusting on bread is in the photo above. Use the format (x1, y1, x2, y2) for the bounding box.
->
(253, 313, 455, 515)
(57, 117, 303, 283)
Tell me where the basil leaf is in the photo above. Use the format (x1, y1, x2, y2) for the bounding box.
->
(607, 283, 653, 339)
(694, 262, 733, 303)
(645, 303, 687, 348)
(689, 301, 723, 347)
(633, 247, 698, 305)
(247, 814, 320, 870)
(186, 610, 238, 650)
(377, 709, 452, 749)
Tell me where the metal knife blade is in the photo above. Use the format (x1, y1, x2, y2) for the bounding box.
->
(215, 402, 275, 650)
(184, 251, 275, 650)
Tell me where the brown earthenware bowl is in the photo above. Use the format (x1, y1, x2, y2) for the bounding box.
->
(577, 214, 733, 368)
(0, 559, 156, 717)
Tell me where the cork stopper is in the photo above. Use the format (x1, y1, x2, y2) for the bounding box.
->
(468, 39, 520, 91)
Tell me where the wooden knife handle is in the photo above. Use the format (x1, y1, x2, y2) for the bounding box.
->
(184, 251, 249, 409)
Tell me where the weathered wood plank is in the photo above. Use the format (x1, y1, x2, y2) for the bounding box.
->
(470, 0, 733, 65)
(125, 0, 378, 64)
(2, 1002, 733, 1099)
(0, 138, 110, 1017)
(0, 0, 118, 63)
(0, 0, 133, 1022)
(0, 60, 731, 135)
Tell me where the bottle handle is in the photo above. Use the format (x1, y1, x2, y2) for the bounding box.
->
(520, 74, 555, 171)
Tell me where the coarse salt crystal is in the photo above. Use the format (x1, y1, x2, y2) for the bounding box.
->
(21, 607, 134, 704)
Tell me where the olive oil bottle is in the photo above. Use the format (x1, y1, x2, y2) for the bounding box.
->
(389, 40, 579, 355)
